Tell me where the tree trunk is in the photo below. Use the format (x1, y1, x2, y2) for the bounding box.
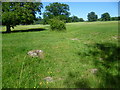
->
(6, 25, 11, 33)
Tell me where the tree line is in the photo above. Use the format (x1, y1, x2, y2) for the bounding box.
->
(36, 2, 119, 24)
(2, 2, 119, 32)
(36, 11, 119, 25)
(87, 12, 118, 22)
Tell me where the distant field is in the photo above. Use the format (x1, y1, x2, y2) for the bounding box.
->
(2, 21, 119, 88)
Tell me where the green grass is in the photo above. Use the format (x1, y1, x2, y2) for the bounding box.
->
(2, 21, 119, 88)
(1, 24, 48, 32)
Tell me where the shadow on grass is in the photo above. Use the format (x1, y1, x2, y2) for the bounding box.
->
(1, 28, 46, 34)
(64, 72, 90, 88)
(64, 43, 119, 88)
(77, 43, 120, 88)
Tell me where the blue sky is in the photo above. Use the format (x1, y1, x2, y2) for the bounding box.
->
(36, 2, 118, 20)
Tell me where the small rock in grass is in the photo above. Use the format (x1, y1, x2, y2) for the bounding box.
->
(99, 57, 103, 61)
(44, 77, 53, 82)
(71, 38, 79, 40)
(90, 68, 98, 74)
(27, 50, 44, 59)
(112, 35, 118, 40)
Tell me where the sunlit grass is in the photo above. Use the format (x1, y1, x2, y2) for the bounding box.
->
(1, 24, 49, 31)
(2, 21, 119, 88)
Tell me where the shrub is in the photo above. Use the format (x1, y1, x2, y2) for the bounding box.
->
(49, 17, 66, 31)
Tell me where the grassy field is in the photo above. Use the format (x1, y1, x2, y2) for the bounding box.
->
(2, 21, 119, 88)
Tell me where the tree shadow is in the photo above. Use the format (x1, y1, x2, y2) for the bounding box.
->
(64, 72, 90, 88)
(77, 43, 120, 88)
(1, 28, 46, 34)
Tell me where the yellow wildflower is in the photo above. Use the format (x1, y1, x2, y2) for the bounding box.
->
(40, 82, 42, 85)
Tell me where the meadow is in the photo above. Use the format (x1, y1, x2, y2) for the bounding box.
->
(2, 21, 119, 88)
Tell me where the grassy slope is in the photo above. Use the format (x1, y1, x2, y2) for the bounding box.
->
(2, 21, 119, 88)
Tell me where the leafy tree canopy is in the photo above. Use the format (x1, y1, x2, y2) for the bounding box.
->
(43, 2, 70, 24)
(2, 2, 43, 32)
(79, 18, 84, 22)
(45, 2, 70, 16)
(87, 12, 98, 22)
(101, 12, 111, 21)
(71, 16, 80, 22)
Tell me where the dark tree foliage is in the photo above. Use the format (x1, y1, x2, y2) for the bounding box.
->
(87, 12, 98, 22)
(71, 16, 80, 22)
(43, 2, 70, 24)
(118, 16, 120, 21)
(2, 2, 43, 32)
(58, 15, 68, 21)
(33, 17, 43, 25)
(43, 12, 54, 24)
(97, 18, 102, 21)
(45, 2, 70, 16)
(110, 17, 118, 21)
(0, 2, 1, 25)
(65, 17, 84, 23)
(79, 18, 84, 22)
(67, 17, 72, 23)
(101, 12, 111, 21)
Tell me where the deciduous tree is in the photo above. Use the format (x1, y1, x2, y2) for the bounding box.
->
(87, 12, 98, 22)
(71, 16, 80, 22)
(43, 2, 70, 24)
(79, 18, 84, 22)
(2, 2, 43, 32)
(101, 12, 110, 21)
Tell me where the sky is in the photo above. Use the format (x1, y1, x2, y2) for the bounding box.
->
(36, 2, 118, 20)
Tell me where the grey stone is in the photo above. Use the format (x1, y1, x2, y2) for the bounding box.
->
(27, 50, 44, 59)
(44, 77, 53, 82)
(90, 68, 98, 74)
(71, 38, 79, 40)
